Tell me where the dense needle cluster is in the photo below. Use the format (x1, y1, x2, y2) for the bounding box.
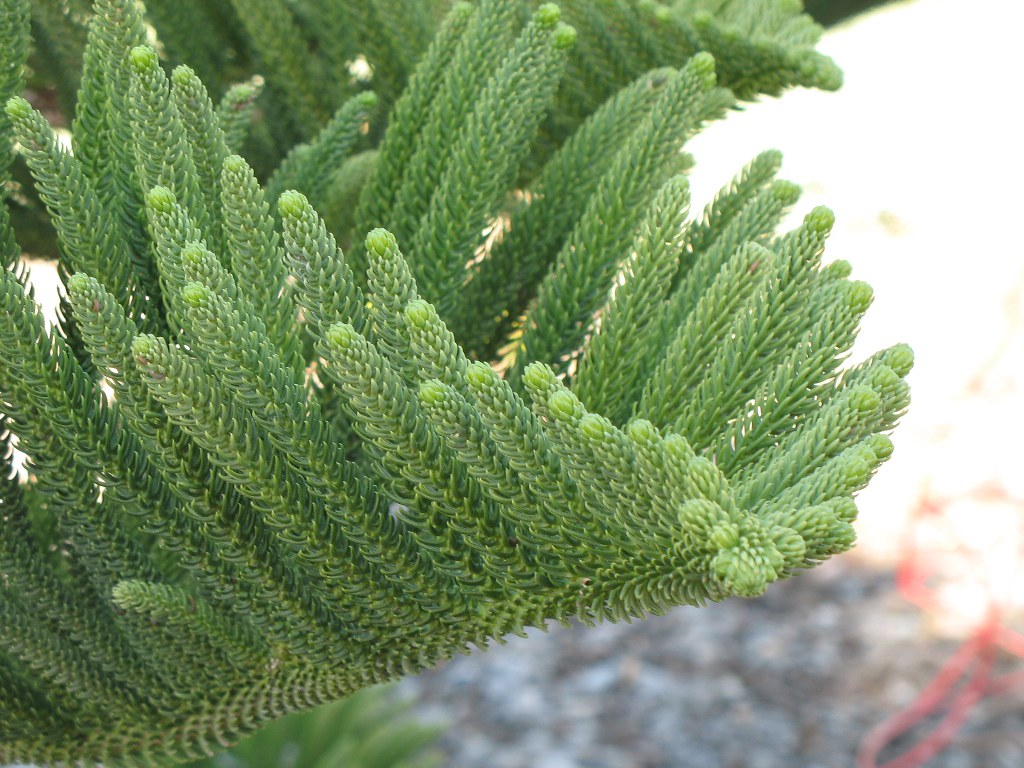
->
(0, 0, 909, 764)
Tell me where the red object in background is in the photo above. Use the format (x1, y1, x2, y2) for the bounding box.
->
(857, 489, 1024, 767)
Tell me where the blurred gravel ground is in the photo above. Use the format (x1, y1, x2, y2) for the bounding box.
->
(400, 561, 1024, 767)
(396, 1, 1024, 765)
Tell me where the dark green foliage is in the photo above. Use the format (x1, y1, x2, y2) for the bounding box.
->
(186, 684, 443, 768)
(1, 0, 910, 765)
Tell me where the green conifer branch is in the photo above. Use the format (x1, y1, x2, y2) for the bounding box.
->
(463, 361, 586, 567)
(171, 65, 231, 253)
(411, 7, 577, 323)
(279, 189, 366, 341)
(556, 0, 659, 109)
(459, 66, 674, 356)
(0, 1, 913, 763)
(512, 52, 731, 381)
(572, 175, 692, 421)
(644, 0, 843, 99)
(0, 0, 30, 187)
(128, 46, 211, 242)
(417, 379, 551, 589)
(175, 273, 411, 632)
(661, 176, 802, 336)
(362, 226, 422, 377)
(321, 321, 500, 595)
(220, 154, 304, 374)
(266, 91, 378, 208)
(384, 0, 525, 241)
(4, 96, 155, 329)
(226, 0, 328, 134)
(688, 148, 785, 256)
(355, 0, 476, 239)
(71, 0, 153, 293)
(130, 332, 370, 657)
(215, 77, 264, 154)
(64, 273, 355, 661)
(141, 0, 230, 95)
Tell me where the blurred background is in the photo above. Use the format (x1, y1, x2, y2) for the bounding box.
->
(13, 0, 1024, 766)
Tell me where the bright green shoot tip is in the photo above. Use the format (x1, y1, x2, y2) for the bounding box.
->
(146, 186, 178, 211)
(579, 413, 610, 440)
(848, 281, 874, 312)
(180, 282, 210, 307)
(804, 205, 836, 234)
(325, 322, 358, 350)
(129, 45, 159, 72)
(553, 23, 577, 49)
(403, 299, 432, 329)
(686, 51, 717, 84)
(4, 96, 31, 120)
(222, 154, 248, 174)
(365, 227, 397, 254)
(887, 344, 915, 378)
(547, 389, 580, 421)
(626, 419, 658, 443)
(535, 3, 561, 27)
(465, 361, 494, 389)
(66, 273, 91, 295)
(277, 190, 310, 218)
(131, 334, 161, 364)
(772, 179, 802, 206)
(522, 362, 557, 391)
(171, 65, 198, 85)
(418, 379, 447, 407)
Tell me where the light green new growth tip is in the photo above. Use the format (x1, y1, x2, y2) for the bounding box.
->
(0, 0, 910, 765)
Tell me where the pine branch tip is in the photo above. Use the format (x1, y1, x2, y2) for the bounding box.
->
(418, 379, 447, 407)
(522, 362, 557, 391)
(625, 419, 658, 443)
(146, 186, 178, 211)
(686, 51, 717, 87)
(65, 272, 92, 296)
(887, 344, 915, 378)
(4, 95, 31, 120)
(847, 280, 874, 313)
(325, 322, 358, 350)
(222, 154, 247, 174)
(180, 282, 209, 307)
(277, 189, 309, 218)
(869, 365, 901, 391)
(535, 3, 562, 27)
(547, 389, 580, 421)
(553, 23, 577, 50)
(356, 91, 379, 109)
(465, 361, 494, 388)
(847, 385, 880, 413)
(129, 45, 159, 72)
(366, 227, 397, 254)
(403, 299, 433, 328)
(865, 434, 894, 461)
(180, 241, 209, 266)
(771, 179, 801, 206)
(171, 65, 198, 85)
(804, 205, 835, 233)
(131, 334, 163, 368)
(824, 260, 852, 279)
(579, 413, 610, 440)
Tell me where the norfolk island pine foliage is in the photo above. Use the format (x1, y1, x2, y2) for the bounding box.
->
(0, 0, 911, 764)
